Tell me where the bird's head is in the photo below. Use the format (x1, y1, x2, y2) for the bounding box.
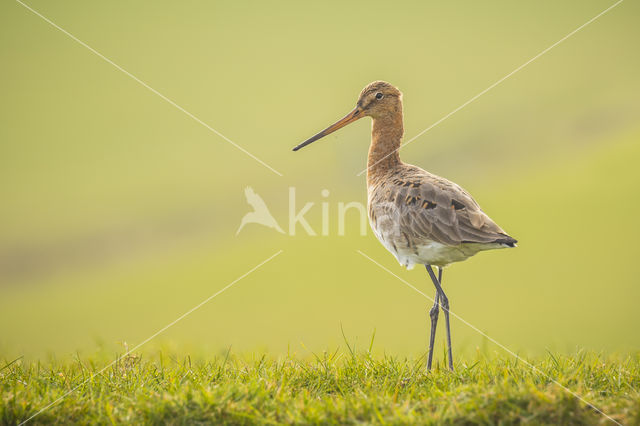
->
(292, 81, 403, 151)
(355, 81, 403, 120)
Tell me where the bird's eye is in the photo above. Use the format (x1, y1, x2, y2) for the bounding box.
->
(375, 92, 384, 100)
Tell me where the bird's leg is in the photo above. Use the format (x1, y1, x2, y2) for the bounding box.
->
(426, 290, 439, 371)
(426, 265, 454, 371)
(439, 275, 454, 372)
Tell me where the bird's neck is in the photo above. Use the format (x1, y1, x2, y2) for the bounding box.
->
(367, 111, 403, 183)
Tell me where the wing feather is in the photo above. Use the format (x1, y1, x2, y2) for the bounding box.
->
(369, 166, 515, 247)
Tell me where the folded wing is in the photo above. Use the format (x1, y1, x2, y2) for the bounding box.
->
(369, 166, 516, 247)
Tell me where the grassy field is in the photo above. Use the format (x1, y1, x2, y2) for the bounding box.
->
(2, 349, 639, 425)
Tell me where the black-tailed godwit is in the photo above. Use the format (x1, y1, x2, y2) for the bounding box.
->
(293, 81, 516, 371)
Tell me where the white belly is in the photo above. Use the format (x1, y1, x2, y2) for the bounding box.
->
(371, 224, 504, 269)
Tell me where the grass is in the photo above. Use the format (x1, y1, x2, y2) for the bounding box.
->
(2, 349, 639, 425)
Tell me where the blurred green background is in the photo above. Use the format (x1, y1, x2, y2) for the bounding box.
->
(1, 0, 639, 361)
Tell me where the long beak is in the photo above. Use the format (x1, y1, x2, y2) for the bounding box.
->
(292, 106, 363, 151)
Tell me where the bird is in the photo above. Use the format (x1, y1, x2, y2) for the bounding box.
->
(292, 81, 516, 371)
(236, 187, 285, 235)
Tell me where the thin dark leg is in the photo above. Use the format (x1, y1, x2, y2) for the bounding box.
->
(426, 265, 454, 371)
(426, 291, 439, 371)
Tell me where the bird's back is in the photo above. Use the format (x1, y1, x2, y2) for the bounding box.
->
(368, 163, 516, 268)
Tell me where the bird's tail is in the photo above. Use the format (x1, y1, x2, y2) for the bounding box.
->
(494, 234, 517, 247)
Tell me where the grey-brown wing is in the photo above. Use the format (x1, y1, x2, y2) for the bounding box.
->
(369, 168, 515, 247)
